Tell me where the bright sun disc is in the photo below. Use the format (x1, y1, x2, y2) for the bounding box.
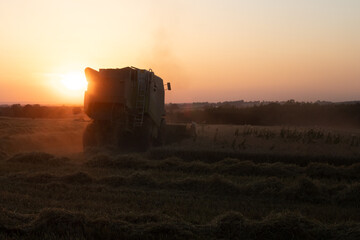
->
(60, 72, 87, 91)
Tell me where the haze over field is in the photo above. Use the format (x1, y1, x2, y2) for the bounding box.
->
(0, 0, 359, 104)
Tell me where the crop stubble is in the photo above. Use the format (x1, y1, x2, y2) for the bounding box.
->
(0, 117, 360, 239)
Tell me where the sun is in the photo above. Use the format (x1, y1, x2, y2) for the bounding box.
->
(47, 70, 88, 103)
(60, 72, 88, 91)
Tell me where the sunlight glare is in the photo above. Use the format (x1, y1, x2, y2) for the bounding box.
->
(60, 72, 88, 91)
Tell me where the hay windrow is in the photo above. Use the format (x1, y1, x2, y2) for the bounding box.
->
(0, 151, 8, 161)
(167, 175, 241, 195)
(336, 184, 360, 206)
(99, 172, 157, 188)
(5, 169, 359, 206)
(280, 177, 327, 203)
(61, 172, 94, 185)
(26, 173, 57, 183)
(148, 148, 360, 166)
(242, 177, 285, 196)
(7, 152, 69, 166)
(2, 118, 360, 239)
(85, 153, 147, 169)
(1, 208, 360, 239)
(85, 154, 360, 181)
(22, 172, 93, 185)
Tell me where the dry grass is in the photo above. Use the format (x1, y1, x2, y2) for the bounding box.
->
(0, 117, 360, 239)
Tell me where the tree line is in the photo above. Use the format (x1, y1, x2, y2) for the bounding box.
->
(2, 102, 360, 127)
(166, 101, 360, 127)
(0, 104, 82, 118)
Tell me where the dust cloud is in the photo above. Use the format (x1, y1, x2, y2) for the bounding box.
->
(0, 117, 87, 156)
(137, 27, 190, 103)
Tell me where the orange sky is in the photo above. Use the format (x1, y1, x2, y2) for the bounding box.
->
(0, 0, 359, 104)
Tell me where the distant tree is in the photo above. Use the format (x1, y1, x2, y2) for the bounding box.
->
(11, 104, 22, 117)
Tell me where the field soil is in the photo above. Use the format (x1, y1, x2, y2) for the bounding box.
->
(1, 117, 360, 239)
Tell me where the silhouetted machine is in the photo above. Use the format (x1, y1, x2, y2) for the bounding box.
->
(83, 67, 171, 151)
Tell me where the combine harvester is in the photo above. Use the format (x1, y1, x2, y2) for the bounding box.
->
(83, 66, 192, 151)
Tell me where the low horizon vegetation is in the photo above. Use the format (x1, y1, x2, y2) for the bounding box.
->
(167, 101, 360, 128)
(2, 101, 360, 128)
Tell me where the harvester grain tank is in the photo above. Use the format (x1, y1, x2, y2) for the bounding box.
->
(83, 66, 170, 151)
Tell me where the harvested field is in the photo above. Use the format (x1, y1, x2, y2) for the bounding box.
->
(0, 117, 360, 239)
